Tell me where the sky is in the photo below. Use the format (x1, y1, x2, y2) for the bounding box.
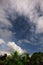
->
(0, 0, 43, 55)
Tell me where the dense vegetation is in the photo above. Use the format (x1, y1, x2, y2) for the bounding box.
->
(0, 51, 43, 65)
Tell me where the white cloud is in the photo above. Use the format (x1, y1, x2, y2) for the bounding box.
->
(0, 39, 25, 55)
(10, 0, 38, 21)
(7, 42, 25, 55)
(10, 0, 36, 15)
(36, 16, 43, 33)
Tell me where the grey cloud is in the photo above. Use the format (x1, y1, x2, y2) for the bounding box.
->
(0, 0, 43, 53)
(4, 0, 43, 51)
(0, 29, 12, 40)
(0, 7, 12, 27)
(0, 0, 13, 41)
(10, 0, 43, 33)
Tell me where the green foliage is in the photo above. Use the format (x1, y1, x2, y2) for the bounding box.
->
(31, 52, 43, 65)
(0, 51, 43, 65)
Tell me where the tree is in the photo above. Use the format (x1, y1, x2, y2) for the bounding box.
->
(31, 52, 43, 65)
(21, 53, 30, 65)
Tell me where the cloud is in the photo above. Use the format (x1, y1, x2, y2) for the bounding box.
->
(0, 50, 11, 55)
(1, 0, 43, 40)
(7, 42, 25, 54)
(0, 39, 10, 52)
(0, 39, 5, 44)
(10, 0, 43, 34)
(4, 0, 43, 50)
(0, 0, 43, 54)
(17, 39, 37, 45)
(17, 39, 31, 46)
(0, 29, 12, 40)
(0, 0, 13, 41)
(0, 0, 12, 26)
(1, 0, 43, 41)
(36, 16, 43, 33)
(0, 38, 25, 55)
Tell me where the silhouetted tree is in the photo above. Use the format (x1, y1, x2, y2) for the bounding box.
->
(0, 54, 7, 60)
